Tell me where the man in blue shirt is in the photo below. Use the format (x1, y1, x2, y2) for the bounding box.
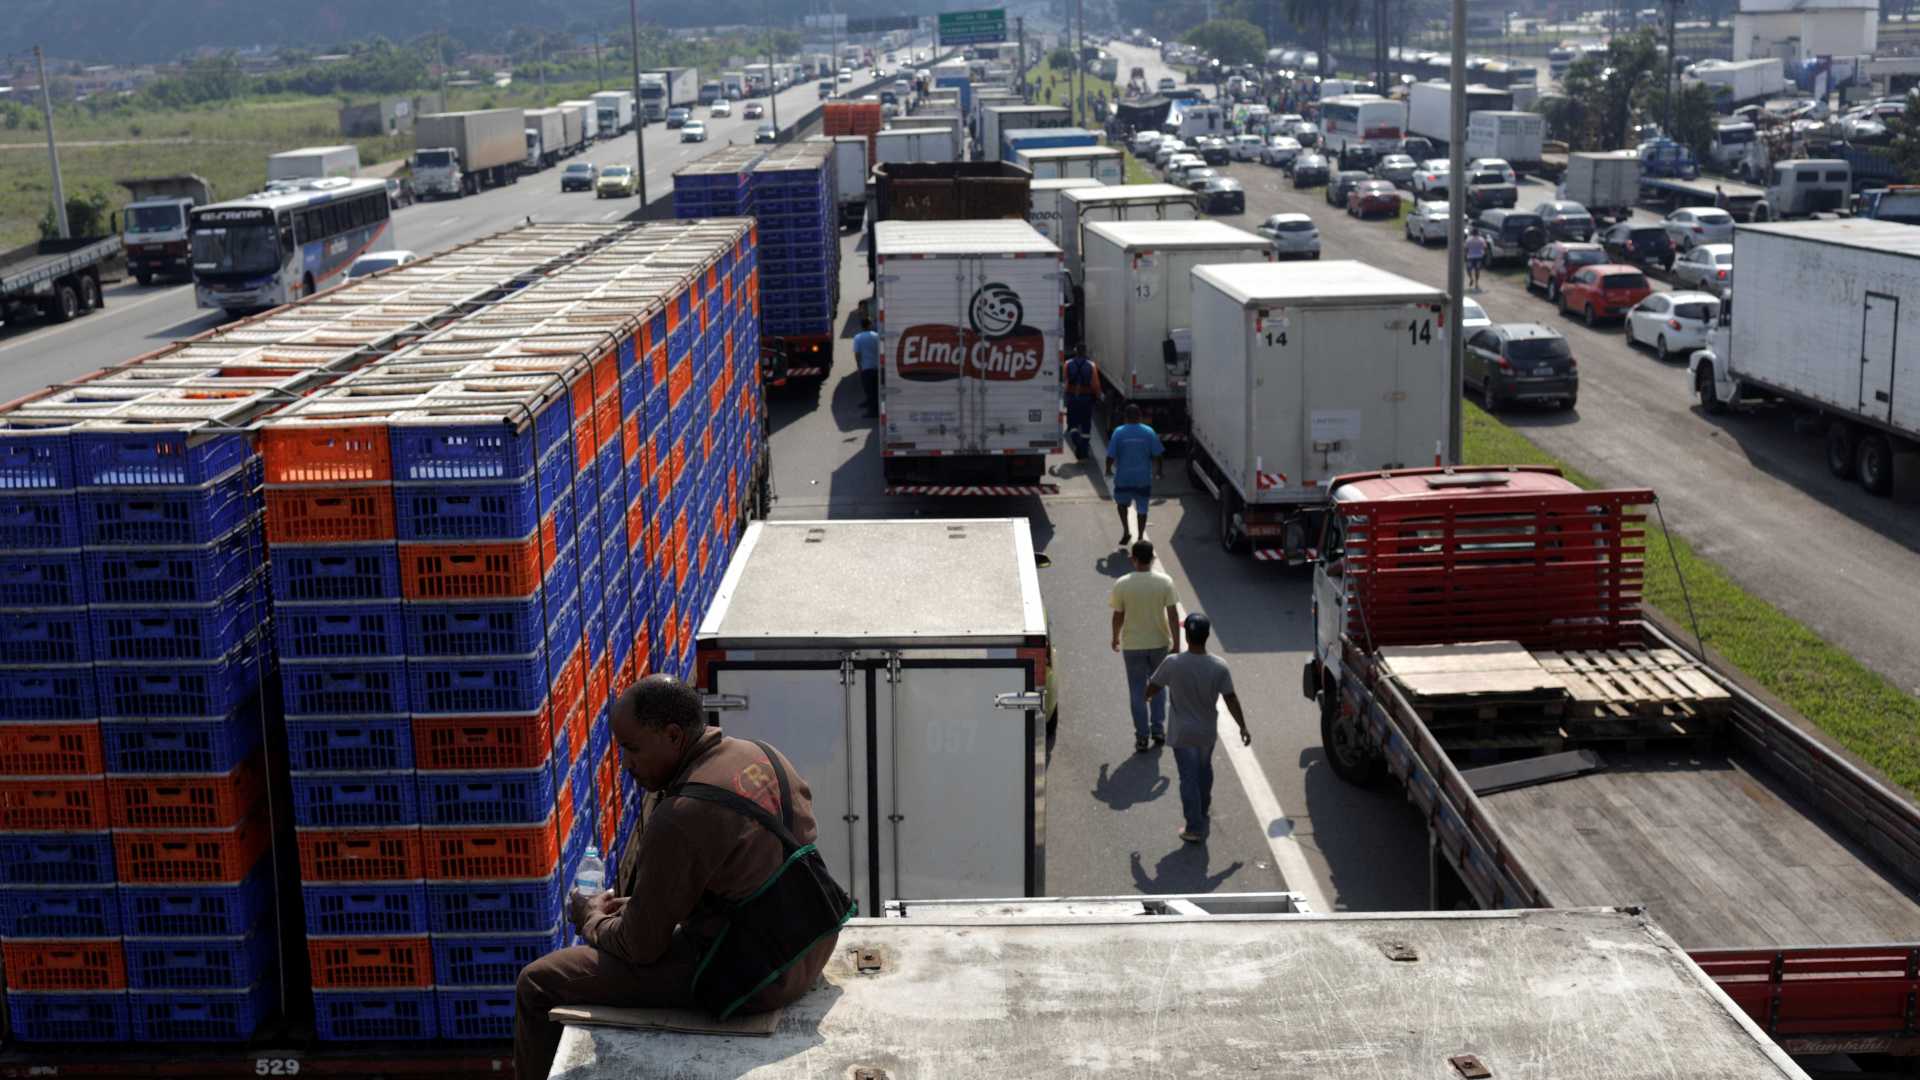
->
(1063, 347, 1097, 460)
(852, 316, 881, 417)
(1104, 403, 1165, 545)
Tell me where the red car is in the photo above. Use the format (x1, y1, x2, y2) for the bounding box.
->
(1557, 263, 1653, 327)
(1347, 179, 1399, 218)
(1526, 241, 1607, 303)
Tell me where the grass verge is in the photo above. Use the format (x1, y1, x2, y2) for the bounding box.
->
(1462, 404, 1920, 794)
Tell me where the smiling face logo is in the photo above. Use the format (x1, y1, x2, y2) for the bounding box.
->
(969, 282, 1024, 338)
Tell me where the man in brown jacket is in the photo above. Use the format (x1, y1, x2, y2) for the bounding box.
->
(513, 675, 839, 1079)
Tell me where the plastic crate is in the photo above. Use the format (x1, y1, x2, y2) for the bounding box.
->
(412, 709, 552, 772)
(408, 655, 548, 715)
(421, 817, 561, 880)
(0, 549, 88, 607)
(113, 815, 269, 885)
(271, 545, 401, 603)
(87, 528, 256, 606)
(313, 989, 436, 1041)
(129, 983, 272, 1042)
(0, 831, 114, 885)
(0, 491, 80, 548)
(281, 659, 409, 716)
(1, 939, 126, 991)
(97, 636, 264, 719)
(290, 772, 419, 828)
(0, 607, 90, 665)
(403, 593, 551, 659)
(276, 601, 406, 660)
(123, 930, 273, 991)
(89, 589, 257, 664)
(77, 465, 256, 546)
(297, 827, 423, 882)
(0, 776, 109, 830)
(425, 870, 563, 935)
(538, 442, 572, 515)
(308, 935, 433, 989)
(102, 708, 261, 774)
(0, 431, 74, 491)
(106, 754, 264, 829)
(399, 537, 544, 601)
(435, 987, 515, 1040)
(415, 765, 557, 827)
(391, 424, 540, 484)
(260, 424, 390, 485)
(118, 863, 271, 936)
(0, 720, 102, 775)
(393, 481, 540, 543)
(7, 991, 129, 1042)
(0, 886, 122, 938)
(286, 715, 414, 772)
(73, 430, 250, 488)
(303, 882, 430, 937)
(264, 485, 395, 544)
(431, 925, 563, 986)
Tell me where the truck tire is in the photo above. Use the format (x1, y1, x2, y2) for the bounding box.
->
(80, 276, 100, 313)
(1695, 363, 1728, 415)
(1857, 432, 1895, 496)
(1827, 421, 1859, 481)
(48, 283, 79, 323)
(135, 271, 153, 287)
(1319, 686, 1384, 787)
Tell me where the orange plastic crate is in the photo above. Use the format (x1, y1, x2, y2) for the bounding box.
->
(261, 425, 391, 484)
(554, 776, 575, 847)
(549, 643, 586, 714)
(399, 537, 544, 600)
(422, 818, 561, 880)
(587, 655, 610, 721)
(2, 940, 126, 991)
(412, 709, 551, 771)
(115, 815, 270, 884)
(308, 936, 434, 989)
(0, 722, 103, 775)
(559, 700, 587, 763)
(298, 827, 423, 881)
(265, 486, 395, 544)
(622, 411, 641, 464)
(626, 500, 645, 554)
(594, 391, 620, 453)
(591, 348, 619, 401)
(107, 753, 264, 829)
(572, 413, 596, 474)
(0, 776, 108, 830)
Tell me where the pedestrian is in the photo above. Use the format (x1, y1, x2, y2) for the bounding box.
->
(513, 676, 851, 1080)
(1464, 229, 1488, 291)
(852, 316, 880, 417)
(1110, 539, 1181, 753)
(1064, 345, 1097, 459)
(1104, 402, 1164, 544)
(1714, 184, 1727, 210)
(1146, 613, 1250, 844)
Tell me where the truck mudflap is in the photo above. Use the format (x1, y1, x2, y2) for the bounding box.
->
(1693, 945, 1920, 1056)
(886, 483, 1059, 496)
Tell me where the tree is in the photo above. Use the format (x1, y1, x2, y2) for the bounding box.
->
(1183, 19, 1268, 67)
(1555, 31, 1663, 150)
(1645, 80, 1718, 163)
(39, 190, 112, 240)
(1886, 90, 1920, 180)
(1049, 46, 1075, 71)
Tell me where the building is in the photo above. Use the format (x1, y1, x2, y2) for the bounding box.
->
(338, 93, 444, 137)
(1734, 0, 1877, 66)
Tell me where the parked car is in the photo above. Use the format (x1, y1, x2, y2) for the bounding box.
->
(1348, 179, 1400, 218)
(1461, 295, 1491, 331)
(1196, 137, 1231, 165)
(1669, 242, 1733, 291)
(1291, 153, 1329, 187)
(1625, 290, 1722, 359)
(1373, 153, 1417, 187)
(1291, 121, 1321, 148)
(1261, 136, 1302, 167)
(744, 102, 765, 118)
(1472, 209, 1547, 264)
(1158, 76, 1178, 92)
(666, 107, 691, 128)
(1151, 140, 1189, 167)
(1466, 322, 1578, 411)
(595, 164, 637, 198)
(1413, 159, 1451, 199)
(1598, 222, 1674, 270)
(1467, 167, 1518, 210)
(1526, 241, 1608, 302)
(1662, 207, 1736, 251)
(1229, 134, 1266, 161)
(1558, 263, 1653, 326)
(1199, 177, 1246, 214)
(681, 120, 709, 142)
(1327, 169, 1370, 207)
(1179, 166, 1221, 190)
(561, 162, 598, 192)
(1259, 212, 1321, 259)
(1532, 200, 1595, 242)
(1404, 200, 1452, 244)
(710, 99, 733, 117)
(346, 249, 416, 279)
(755, 122, 778, 144)
(1132, 130, 1165, 155)
(1337, 145, 1380, 172)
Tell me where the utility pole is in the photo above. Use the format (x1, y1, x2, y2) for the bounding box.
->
(34, 45, 66, 239)
(595, 33, 604, 91)
(1016, 16, 1025, 99)
(767, 0, 781, 136)
(1075, 0, 1085, 127)
(1664, 0, 1681, 135)
(539, 37, 547, 99)
(1446, 0, 1465, 463)
(628, 0, 649, 205)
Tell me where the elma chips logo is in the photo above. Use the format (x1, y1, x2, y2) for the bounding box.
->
(896, 283, 1044, 382)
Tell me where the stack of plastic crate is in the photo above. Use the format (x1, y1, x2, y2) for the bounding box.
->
(750, 144, 839, 358)
(672, 145, 765, 220)
(821, 100, 884, 159)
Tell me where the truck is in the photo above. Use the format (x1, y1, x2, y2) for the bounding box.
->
(555, 103, 585, 156)
(873, 219, 1063, 495)
(1465, 110, 1546, 175)
(590, 90, 635, 135)
(981, 105, 1069, 163)
(1082, 221, 1272, 446)
(265, 145, 359, 184)
(1057, 183, 1201, 284)
(1015, 145, 1124, 184)
(1857, 183, 1920, 223)
(1559, 149, 1640, 222)
(1407, 80, 1513, 148)
(116, 174, 212, 284)
(1001, 127, 1096, 164)
(412, 108, 526, 197)
(0, 233, 125, 324)
(722, 71, 747, 99)
(1305, 463, 1920, 1063)
(1186, 261, 1450, 559)
(1688, 57, 1787, 107)
(1689, 220, 1920, 496)
(1640, 159, 1850, 221)
(806, 134, 871, 229)
(1025, 177, 1102, 245)
(523, 107, 566, 170)
(873, 126, 961, 166)
(556, 99, 599, 145)
(693, 517, 1051, 915)
(638, 67, 698, 122)
(698, 79, 723, 106)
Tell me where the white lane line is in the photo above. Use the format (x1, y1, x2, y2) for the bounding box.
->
(439, 216, 460, 225)
(0, 286, 187, 355)
(600, 210, 623, 222)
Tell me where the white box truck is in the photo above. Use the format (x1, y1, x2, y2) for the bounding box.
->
(1465, 110, 1546, 174)
(806, 134, 871, 229)
(874, 220, 1064, 495)
(412, 109, 525, 197)
(1027, 177, 1102, 245)
(982, 105, 1069, 162)
(874, 127, 961, 166)
(1083, 221, 1272, 445)
(1690, 220, 1920, 496)
(1187, 261, 1450, 559)
(1058, 183, 1201, 284)
(266, 145, 359, 183)
(694, 517, 1050, 915)
(591, 90, 635, 135)
(1016, 145, 1125, 184)
(523, 108, 566, 169)
(1408, 81, 1513, 147)
(1688, 57, 1786, 106)
(1560, 150, 1641, 222)
(557, 100, 599, 146)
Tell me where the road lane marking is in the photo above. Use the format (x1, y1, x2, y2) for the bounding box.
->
(600, 210, 623, 221)
(0, 285, 188, 355)
(439, 216, 459, 225)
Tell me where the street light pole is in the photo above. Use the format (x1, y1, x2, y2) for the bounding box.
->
(34, 45, 67, 239)
(1445, 0, 1466, 463)
(628, 0, 649, 206)
(767, 0, 781, 135)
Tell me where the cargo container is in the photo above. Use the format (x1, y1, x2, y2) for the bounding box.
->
(750, 143, 841, 379)
(1407, 81, 1513, 148)
(900, 111, 964, 152)
(590, 90, 635, 135)
(873, 219, 1063, 494)
(869, 161, 1032, 225)
(412, 109, 525, 197)
(1186, 260, 1450, 558)
(1026, 177, 1102, 245)
(1688, 57, 1787, 106)
(981, 105, 1069, 163)
(1000, 127, 1096, 163)
(556, 100, 598, 146)
(873, 127, 961, 166)
(523, 108, 566, 170)
(805, 134, 871, 229)
(1465, 110, 1545, 174)
(823, 100, 885, 159)
(267, 145, 360, 183)
(1057, 183, 1201, 283)
(1560, 150, 1640, 222)
(1015, 145, 1124, 184)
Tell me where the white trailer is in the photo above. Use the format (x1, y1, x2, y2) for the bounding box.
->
(412, 109, 524, 197)
(1016, 145, 1125, 184)
(1058, 183, 1201, 284)
(1690, 220, 1920, 496)
(266, 145, 359, 183)
(1407, 81, 1513, 146)
(1083, 220, 1272, 446)
(694, 517, 1050, 915)
(874, 220, 1064, 494)
(523, 108, 566, 169)
(981, 105, 1069, 162)
(1688, 57, 1786, 106)
(1187, 261, 1450, 559)
(590, 90, 635, 135)
(874, 127, 961, 166)
(806, 134, 871, 229)
(1560, 149, 1640, 221)
(1465, 110, 1546, 173)
(556, 100, 598, 146)
(1026, 177, 1102, 245)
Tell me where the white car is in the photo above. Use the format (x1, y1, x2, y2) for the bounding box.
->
(1261, 136, 1302, 167)
(1290, 121, 1320, 147)
(1131, 130, 1164, 155)
(1467, 157, 1517, 185)
(1412, 159, 1452, 198)
(346, 249, 417, 279)
(710, 99, 732, 117)
(1151, 140, 1189, 167)
(1663, 207, 1736, 251)
(1403, 201, 1453, 245)
(1164, 153, 1205, 178)
(681, 120, 708, 142)
(1258, 213, 1320, 259)
(1625, 290, 1722, 359)
(1670, 242, 1733, 291)
(1461, 296, 1491, 332)
(1228, 134, 1266, 161)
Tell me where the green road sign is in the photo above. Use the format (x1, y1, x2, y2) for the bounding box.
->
(938, 8, 1007, 46)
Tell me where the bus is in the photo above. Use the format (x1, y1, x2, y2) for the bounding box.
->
(1319, 94, 1408, 155)
(190, 178, 394, 315)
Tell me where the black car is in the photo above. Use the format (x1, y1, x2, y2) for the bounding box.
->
(754, 123, 778, 144)
(1464, 323, 1578, 412)
(1197, 137, 1231, 165)
(560, 162, 598, 192)
(1397, 136, 1436, 162)
(1326, 170, 1370, 207)
(1532, 199, 1596, 242)
(1290, 154, 1329, 187)
(1199, 177, 1245, 215)
(1337, 145, 1379, 171)
(1599, 222, 1675, 270)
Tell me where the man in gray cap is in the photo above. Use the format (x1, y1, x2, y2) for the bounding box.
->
(1145, 612, 1250, 843)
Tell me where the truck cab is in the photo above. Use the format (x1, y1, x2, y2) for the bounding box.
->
(117, 175, 213, 285)
(410, 147, 462, 198)
(1858, 184, 1920, 224)
(1754, 158, 1850, 219)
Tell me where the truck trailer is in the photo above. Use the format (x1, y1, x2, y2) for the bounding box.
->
(0, 234, 125, 324)
(523, 107, 566, 169)
(1058, 182, 1201, 283)
(556, 100, 599, 145)
(1000, 127, 1096, 164)
(873, 126, 961, 166)
(1026, 177, 1102, 245)
(981, 105, 1069, 162)
(806, 134, 871, 229)
(412, 109, 525, 197)
(1464, 110, 1546, 175)
(1015, 144, 1125, 184)
(266, 145, 359, 184)
(1559, 150, 1640, 223)
(1407, 81, 1513, 148)
(638, 67, 699, 122)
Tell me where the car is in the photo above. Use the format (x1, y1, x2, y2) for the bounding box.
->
(1165, 153, 1206, 178)
(666, 107, 690, 128)
(1465, 322, 1578, 411)
(1291, 121, 1321, 148)
(1132, 130, 1165, 155)
(1460, 296, 1491, 331)
(1290, 153, 1329, 187)
(1467, 167, 1517, 210)
(1599, 222, 1674, 270)
(1258, 212, 1320, 259)
(1337, 145, 1379, 172)
(560, 162, 598, 192)
(1412, 159, 1451, 199)
(818, 81, 834, 99)
(595, 164, 636, 198)
(681, 120, 708, 142)
(1662, 207, 1736, 251)
(384, 177, 412, 209)
(1558, 263, 1653, 326)
(1199, 137, 1233, 166)
(754, 122, 778, 144)
(1326, 170, 1369, 207)
(1151, 140, 1188, 168)
(1199, 177, 1245, 214)
(839, 68, 854, 83)
(709, 99, 732, 117)
(1273, 114, 1305, 134)
(1348, 179, 1400, 218)
(1397, 136, 1436, 162)
(1670, 242, 1733, 292)
(1526, 241, 1608, 302)
(1472, 209, 1547, 264)
(1261, 136, 1302, 167)
(743, 102, 764, 119)
(346, 249, 416, 279)
(1158, 77, 1178, 92)
(1625, 290, 1723, 360)
(1228, 134, 1266, 161)
(1404, 200, 1452, 244)
(1467, 157, 1518, 186)
(1176, 164, 1218, 189)
(1531, 200, 1595, 242)
(1373, 153, 1417, 187)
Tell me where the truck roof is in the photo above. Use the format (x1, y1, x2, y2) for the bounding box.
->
(874, 219, 1058, 256)
(1194, 259, 1446, 307)
(1329, 464, 1577, 503)
(696, 519, 1046, 647)
(1061, 182, 1194, 205)
(1030, 178, 1103, 192)
(1015, 145, 1123, 159)
(1086, 219, 1267, 250)
(1740, 217, 1920, 258)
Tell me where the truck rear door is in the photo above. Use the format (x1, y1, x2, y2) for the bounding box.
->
(880, 254, 968, 455)
(963, 253, 1062, 456)
(1861, 291, 1899, 424)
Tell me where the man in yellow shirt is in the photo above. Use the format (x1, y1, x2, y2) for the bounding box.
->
(1109, 540, 1181, 752)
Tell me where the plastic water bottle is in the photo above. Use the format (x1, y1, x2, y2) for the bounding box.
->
(571, 845, 607, 946)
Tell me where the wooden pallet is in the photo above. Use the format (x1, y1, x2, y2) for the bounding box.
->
(1535, 648, 1731, 725)
(1380, 642, 1570, 729)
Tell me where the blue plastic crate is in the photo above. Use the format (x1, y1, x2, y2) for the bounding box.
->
(544, 572, 579, 636)
(598, 492, 625, 552)
(7, 992, 129, 1042)
(97, 636, 264, 719)
(546, 483, 575, 550)
(545, 539, 580, 601)
(550, 720, 575, 787)
(390, 423, 540, 484)
(0, 549, 87, 607)
(404, 595, 546, 658)
(119, 864, 271, 936)
(538, 442, 572, 514)
(436, 988, 515, 1040)
(0, 831, 114, 885)
(129, 983, 272, 1042)
(393, 481, 541, 542)
(425, 870, 562, 935)
(281, 659, 409, 716)
(620, 360, 646, 418)
(0, 491, 81, 548)
(290, 771, 419, 828)
(88, 528, 256, 606)
(0, 606, 91, 665)
(431, 925, 563, 986)
(104, 709, 262, 774)
(584, 598, 607, 664)
(73, 430, 250, 488)
(573, 492, 602, 562)
(595, 445, 622, 508)
(408, 655, 548, 715)
(124, 929, 273, 991)
(0, 431, 73, 491)
(271, 545, 401, 603)
(76, 464, 255, 546)
(0, 886, 123, 937)
(90, 588, 257, 664)
(313, 989, 437, 1041)
(286, 715, 413, 772)
(415, 764, 557, 827)
(571, 458, 598, 515)
(276, 600, 406, 660)
(303, 882, 430, 936)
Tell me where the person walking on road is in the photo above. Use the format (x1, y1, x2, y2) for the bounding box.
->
(1064, 346, 1097, 460)
(852, 316, 881, 417)
(1464, 229, 1488, 291)
(1146, 612, 1250, 844)
(1111, 540, 1181, 753)
(1105, 403, 1164, 545)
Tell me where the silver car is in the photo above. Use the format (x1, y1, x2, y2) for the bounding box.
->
(1373, 153, 1417, 187)
(1403, 201, 1453, 245)
(1261, 136, 1302, 167)
(1258, 213, 1321, 259)
(1670, 242, 1733, 291)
